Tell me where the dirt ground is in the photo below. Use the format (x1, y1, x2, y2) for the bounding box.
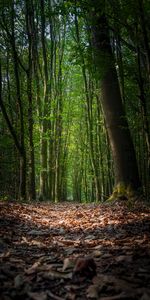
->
(0, 201, 150, 299)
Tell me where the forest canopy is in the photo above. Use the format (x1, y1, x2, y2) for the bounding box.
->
(0, 0, 150, 202)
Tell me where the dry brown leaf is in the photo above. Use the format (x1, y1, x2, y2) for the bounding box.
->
(86, 284, 99, 299)
(85, 235, 96, 240)
(0, 202, 150, 300)
(73, 257, 97, 279)
(92, 250, 102, 257)
(0, 250, 11, 258)
(28, 292, 47, 300)
(43, 269, 72, 279)
(76, 212, 84, 218)
(25, 260, 42, 274)
(62, 257, 75, 271)
(56, 239, 75, 246)
(115, 255, 132, 263)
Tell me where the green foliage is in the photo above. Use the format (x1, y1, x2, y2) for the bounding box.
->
(0, 0, 149, 202)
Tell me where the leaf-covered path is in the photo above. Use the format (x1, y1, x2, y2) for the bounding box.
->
(0, 201, 150, 300)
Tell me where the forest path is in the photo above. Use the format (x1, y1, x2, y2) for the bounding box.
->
(0, 201, 150, 300)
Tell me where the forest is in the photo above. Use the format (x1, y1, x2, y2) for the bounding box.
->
(0, 0, 149, 203)
(0, 1, 150, 299)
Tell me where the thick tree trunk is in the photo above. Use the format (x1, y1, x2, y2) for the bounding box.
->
(101, 67, 140, 188)
(90, 3, 141, 197)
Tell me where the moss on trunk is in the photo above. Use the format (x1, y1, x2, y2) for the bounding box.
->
(107, 182, 142, 207)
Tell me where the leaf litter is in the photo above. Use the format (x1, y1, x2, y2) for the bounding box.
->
(0, 201, 150, 299)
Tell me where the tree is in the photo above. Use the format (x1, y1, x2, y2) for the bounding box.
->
(25, 0, 36, 201)
(88, 0, 141, 198)
(0, 1, 27, 200)
(1, 0, 149, 202)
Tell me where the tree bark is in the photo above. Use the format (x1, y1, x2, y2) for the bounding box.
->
(0, 60, 26, 200)
(40, 0, 49, 199)
(90, 2, 141, 197)
(75, 10, 101, 200)
(25, 0, 36, 201)
(9, 1, 27, 200)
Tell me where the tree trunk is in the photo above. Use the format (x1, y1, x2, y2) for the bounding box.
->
(75, 10, 101, 201)
(25, 0, 36, 201)
(0, 63, 27, 201)
(138, 0, 150, 80)
(39, 0, 49, 199)
(10, 1, 26, 200)
(90, 2, 141, 198)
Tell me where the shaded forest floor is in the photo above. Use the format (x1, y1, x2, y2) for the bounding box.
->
(0, 201, 150, 300)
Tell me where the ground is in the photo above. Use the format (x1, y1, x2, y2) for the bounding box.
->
(0, 201, 150, 300)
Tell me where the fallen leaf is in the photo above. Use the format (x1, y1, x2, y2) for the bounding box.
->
(25, 260, 42, 274)
(0, 202, 150, 300)
(115, 255, 132, 263)
(85, 235, 96, 240)
(86, 284, 99, 299)
(73, 257, 97, 279)
(28, 292, 47, 300)
(92, 250, 102, 257)
(28, 230, 44, 235)
(14, 274, 24, 288)
(0, 250, 11, 258)
(43, 269, 72, 279)
(62, 257, 75, 271)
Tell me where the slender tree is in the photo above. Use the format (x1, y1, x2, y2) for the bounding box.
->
(25, 0, 36, 200)
(39, 0, 49, 199)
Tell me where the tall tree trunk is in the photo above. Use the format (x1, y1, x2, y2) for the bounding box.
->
(138, 0, 150, 80)
(25, 0, 36, 201)
(11, 1, 26, 200)
(90, 1, 141, 198)
(0, 60, 26, 200)
(47, 0, 54, 200)
(75, 10, 101, 200)
(40, 0, 49, 199)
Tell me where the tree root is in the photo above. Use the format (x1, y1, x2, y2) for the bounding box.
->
(106, 182, 141, 208)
